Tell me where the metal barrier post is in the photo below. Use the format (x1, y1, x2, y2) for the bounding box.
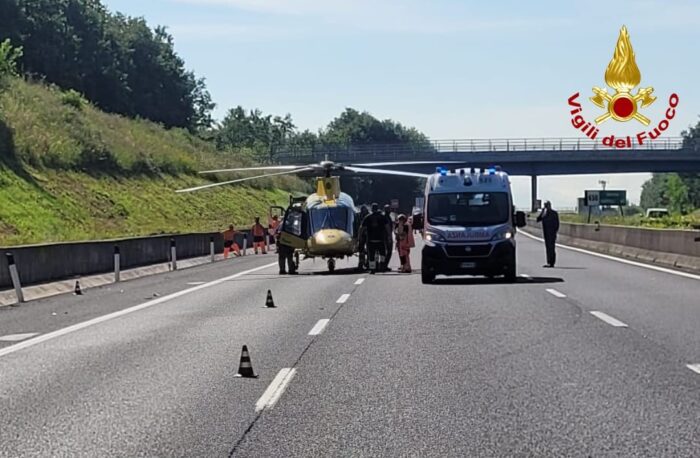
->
(6, 252, 24, 304)
(242, 236, 248, 256)
(170, 238, 177, 271)
(114, 245, 121, 283)
(210, 236, 215, 262)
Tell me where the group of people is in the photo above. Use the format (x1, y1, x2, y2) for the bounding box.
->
(358, 203, 415, 274)
(221, 216, 282, 259)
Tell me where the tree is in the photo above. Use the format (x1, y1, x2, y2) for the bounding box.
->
(0, 0, 213, 130)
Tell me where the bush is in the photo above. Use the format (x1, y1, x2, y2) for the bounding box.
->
(61, 89, 86, 110)
(0, 39, 22, 80)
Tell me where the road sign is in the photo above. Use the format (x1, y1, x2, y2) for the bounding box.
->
(585, 190, 600, 206)
(585, 190, 627, 206)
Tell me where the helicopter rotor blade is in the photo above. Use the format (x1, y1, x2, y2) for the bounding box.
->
(176, 167, 314, 193)
(351, 161, 466, 167)
(343, 166, 429, 178)
(199, 165, 310, 174)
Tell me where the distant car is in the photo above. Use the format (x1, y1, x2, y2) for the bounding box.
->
(645, 208, 669, 218)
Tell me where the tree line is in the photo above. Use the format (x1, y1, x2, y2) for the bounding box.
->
(0, 0, 214, 131)
(641, 123, 700, 214)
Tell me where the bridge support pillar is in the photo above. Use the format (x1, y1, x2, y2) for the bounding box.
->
(530, 175, 538, 213)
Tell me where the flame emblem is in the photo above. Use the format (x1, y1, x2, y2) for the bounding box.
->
(590, 26, 656, 125)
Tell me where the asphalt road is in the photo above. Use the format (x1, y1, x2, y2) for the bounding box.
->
(1, 235, 699, 457)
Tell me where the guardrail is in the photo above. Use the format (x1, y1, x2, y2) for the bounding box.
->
(273, 136, 688, 159)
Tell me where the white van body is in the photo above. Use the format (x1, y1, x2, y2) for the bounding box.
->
(420, 167, 525, 283)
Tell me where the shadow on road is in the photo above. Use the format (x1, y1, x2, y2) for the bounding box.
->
(431, 275, 564, 285)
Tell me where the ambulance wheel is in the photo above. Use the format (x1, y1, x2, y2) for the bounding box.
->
(504, 258, 517, 283)
(421, 259, 435, 284)
(328, 258, 336, 273)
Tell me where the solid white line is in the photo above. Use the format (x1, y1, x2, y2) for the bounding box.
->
(0, 262, 278, 359)
(546, 288, 567, 298)
(308, 319, 330, 336)
(687, 364, 700, 375)
(337, 294, 351, 304)
(590, 311, 628, 328)
(255, 368, 297, 412)
(354, 278, 365, 285)
(0, 333, 39, 342)
(186, 281, 206, 286)
(520, 231, 700, 281)
(519, 274, 532, 280)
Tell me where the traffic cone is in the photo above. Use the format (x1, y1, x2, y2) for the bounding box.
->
(265, 290, 276, 308)
(234, 345, 258, 378)
(74, 280, 83, 295)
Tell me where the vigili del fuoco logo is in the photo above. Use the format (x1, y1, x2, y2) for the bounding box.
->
(568, 26, 679, 148)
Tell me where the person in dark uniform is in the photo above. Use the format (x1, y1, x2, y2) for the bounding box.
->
(361, 203, 389, 274)
(383, 204, 394, 271)
(537, 201, 560, 268)
(275, 222, 297, 275)
(356, 206, 370, 271)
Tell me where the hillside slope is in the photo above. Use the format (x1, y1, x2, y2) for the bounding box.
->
(0, 78, 306, 246)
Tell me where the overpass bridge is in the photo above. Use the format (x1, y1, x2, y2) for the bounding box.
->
(273, 137, 699, 211)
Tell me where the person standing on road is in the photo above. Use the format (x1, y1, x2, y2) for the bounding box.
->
(222, 224, 241, 258)
(362, 203, 389, 274)
(537, 201, 560, 268)
(252, 217, 267, 254)
(383, 205, 394, 271)
(394, 214, 415, 273)
(356, 206, 370, 271)
(275, 221, 296, 275)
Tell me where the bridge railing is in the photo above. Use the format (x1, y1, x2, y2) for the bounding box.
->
(273, 136, 687, 159)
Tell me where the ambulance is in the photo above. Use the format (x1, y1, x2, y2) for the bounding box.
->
(421, 166, 527, 284)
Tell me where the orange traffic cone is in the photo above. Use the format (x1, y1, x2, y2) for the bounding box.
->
(74, 280, 83, 295)
(234, 345, 258, 378)
(265, 290, 276, 308)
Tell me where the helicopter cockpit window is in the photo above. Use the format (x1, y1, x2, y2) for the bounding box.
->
(310, 207, 351, 232)
(283, 210, 304, 237)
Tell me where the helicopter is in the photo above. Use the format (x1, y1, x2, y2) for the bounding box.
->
(176, 158, 466, 272)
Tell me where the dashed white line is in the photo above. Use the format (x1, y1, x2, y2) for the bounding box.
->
(337, 294, 351, 304)
(546, 288, 567, 298)
(0, 262, 278, 359)
(0, 333, 39, 342)
(186, 282, 206, 286)
(590, 311, 628, 328)
(308, 319, 330, 336)
(520, 274, 532, 280)
(354, 278, 365, 285)
(255, 368, 297, 412)
(687, 364, 700, 375)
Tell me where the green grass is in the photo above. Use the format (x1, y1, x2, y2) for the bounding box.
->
(559, 212, 700, 229)
(0, 78, 308, 246)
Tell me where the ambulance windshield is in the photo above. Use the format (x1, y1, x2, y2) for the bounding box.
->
(428, 192, 510, 227)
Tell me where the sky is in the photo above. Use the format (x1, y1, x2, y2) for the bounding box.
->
(104, 0, 699, 209)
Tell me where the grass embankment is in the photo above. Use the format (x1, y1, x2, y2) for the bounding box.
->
(0, 78, 307, 246)
(559, 212, 700, 229)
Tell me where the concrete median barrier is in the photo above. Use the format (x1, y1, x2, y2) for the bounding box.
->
(523, 218, 700, 272)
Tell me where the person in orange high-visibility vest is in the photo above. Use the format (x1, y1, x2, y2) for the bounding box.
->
(252, 217, 267, 254)
(222, 224, 242, 258)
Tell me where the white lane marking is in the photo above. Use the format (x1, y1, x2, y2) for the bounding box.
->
(546, 288, 567, 298)
(308, 319, 330, 336)
(687, 364, 700, 375)
(255, 368, 297, 412)
(354, 278, 365, 285)
(520, 231, 700, 281)
(590, 311, 628, 328)
(519, 274, 532, 280)
(0, 333, 39, 342)
(337, 294, 351, 304)
(186, 282, 206, 286)
(0, 262, 278, 359)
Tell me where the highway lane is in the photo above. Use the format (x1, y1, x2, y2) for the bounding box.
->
(1, 235, 699, 456)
